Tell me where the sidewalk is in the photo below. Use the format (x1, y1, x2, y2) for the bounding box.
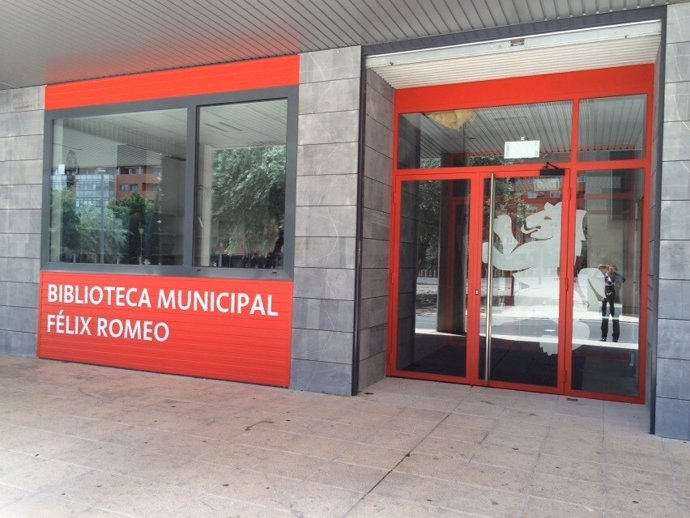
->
(0, 356, 688, 517)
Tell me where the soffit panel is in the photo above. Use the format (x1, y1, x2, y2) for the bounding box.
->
(0, 0, 677, 90)
(372, 34, 661, 89)
(367, 22, 662, 88)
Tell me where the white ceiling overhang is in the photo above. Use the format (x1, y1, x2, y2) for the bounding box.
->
(366, 21, 662, 89)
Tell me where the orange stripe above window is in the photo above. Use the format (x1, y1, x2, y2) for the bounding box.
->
(46, 55, 300, 110)
(395, 65, 654, 113)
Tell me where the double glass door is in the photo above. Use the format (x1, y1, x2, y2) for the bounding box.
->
(394, 170, 566, 391)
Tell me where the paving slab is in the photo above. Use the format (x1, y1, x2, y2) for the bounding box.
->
(0, 357, 688, 517)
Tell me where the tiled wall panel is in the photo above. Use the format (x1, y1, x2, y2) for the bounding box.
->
(291, 47, 361, 395)
(656, 2, 690, 440)
(0, 87, 44, 356)
(357, 69, 393, 391)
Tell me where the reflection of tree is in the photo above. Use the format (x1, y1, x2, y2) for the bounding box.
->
(420, 157, 441, 168)
(50, 188, 160, 264)
(495, 180, 528, 221)
(211, 146, 286, 255)
(487, 179, 529, 250)
(416, 181, 441, 272)
(50, 189, 80, 261)
(468, 156, 503, 167)
(77, 206, 127, 263)
(110, 193, 160, 264)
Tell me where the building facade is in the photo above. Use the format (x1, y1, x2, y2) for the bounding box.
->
(1, 3, 690, 439)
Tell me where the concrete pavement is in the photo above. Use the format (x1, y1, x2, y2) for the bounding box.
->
(0, 356, 688, 517)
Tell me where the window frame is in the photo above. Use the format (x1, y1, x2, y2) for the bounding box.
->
(577, 94, 648, 163)
(41, 86, 298, 281)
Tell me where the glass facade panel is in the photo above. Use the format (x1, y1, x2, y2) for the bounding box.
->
(579, 95, 646, 161)
(49, 109, 187, 265)
(571, 169, 643, 396)
(398, 101, 572, 169)
(195, 100, 288, 269)
(396, 179, 471, 378)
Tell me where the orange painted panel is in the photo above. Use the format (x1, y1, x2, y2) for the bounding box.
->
(38, 272, 293, 387)
(46, 55, 300, 110)
(396, 65, 655, 113)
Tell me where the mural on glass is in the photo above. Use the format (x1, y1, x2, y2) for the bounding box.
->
(479, 176, 563, 387)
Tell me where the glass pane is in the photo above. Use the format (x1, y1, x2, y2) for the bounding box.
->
(396, 180, 471, 378)
(398, 101, 572, 169)
(579, 95, 646, 161)
(49, 109, 187, 265)
(480, 177, 563, 387)
(571, 170, 643, 397)
(195, 100, 287, 269)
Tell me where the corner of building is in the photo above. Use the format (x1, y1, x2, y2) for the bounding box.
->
(291, 46, 363, 395)
(654, 1, 690, 440)
(0, 85, 45, 357)
(356, 68, 394, 393)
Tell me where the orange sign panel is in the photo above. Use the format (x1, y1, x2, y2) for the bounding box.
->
(38, 272, 293, 387)
(45, 55, 300, 110)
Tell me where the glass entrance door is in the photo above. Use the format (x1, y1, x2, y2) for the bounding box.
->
(479, 175, 564, 388)
(394, 179, 473, 379)
(394, 171, 565, 389)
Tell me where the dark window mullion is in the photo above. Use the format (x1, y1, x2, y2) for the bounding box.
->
(183, 103, 198, 268)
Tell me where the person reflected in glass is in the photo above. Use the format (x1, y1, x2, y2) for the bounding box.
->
(598, 263, 625, 342)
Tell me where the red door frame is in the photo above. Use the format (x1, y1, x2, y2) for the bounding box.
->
(388, 65, 654, 403)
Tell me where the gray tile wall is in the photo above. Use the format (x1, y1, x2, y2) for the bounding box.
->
(0, 86, 44, 356)
(291, 47, 362, 395)
(655, 1, 690, 440)
(357, 70, 393, 391)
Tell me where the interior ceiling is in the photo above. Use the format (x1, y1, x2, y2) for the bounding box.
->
(60, 99, 287, 160)
(411, 95, 647, 163)
(0, 0, 677, 91)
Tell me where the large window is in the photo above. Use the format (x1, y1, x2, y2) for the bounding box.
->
(45, 90, 295, 277)
(195, 100, 287, 269)
(579, 95, 647, 161)
(49, 109, 187, 265)
(398, 101, 572, 169)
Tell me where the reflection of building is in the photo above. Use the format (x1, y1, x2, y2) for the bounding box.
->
(51, 167, 116, 209)
(50, 171, 69, 191)
(74, 169, 116, 209)
(51, 164, 163, 207)
(115, 165, 161, 202)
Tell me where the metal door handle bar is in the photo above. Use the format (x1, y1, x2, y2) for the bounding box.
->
(484, 174, 495, 384)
